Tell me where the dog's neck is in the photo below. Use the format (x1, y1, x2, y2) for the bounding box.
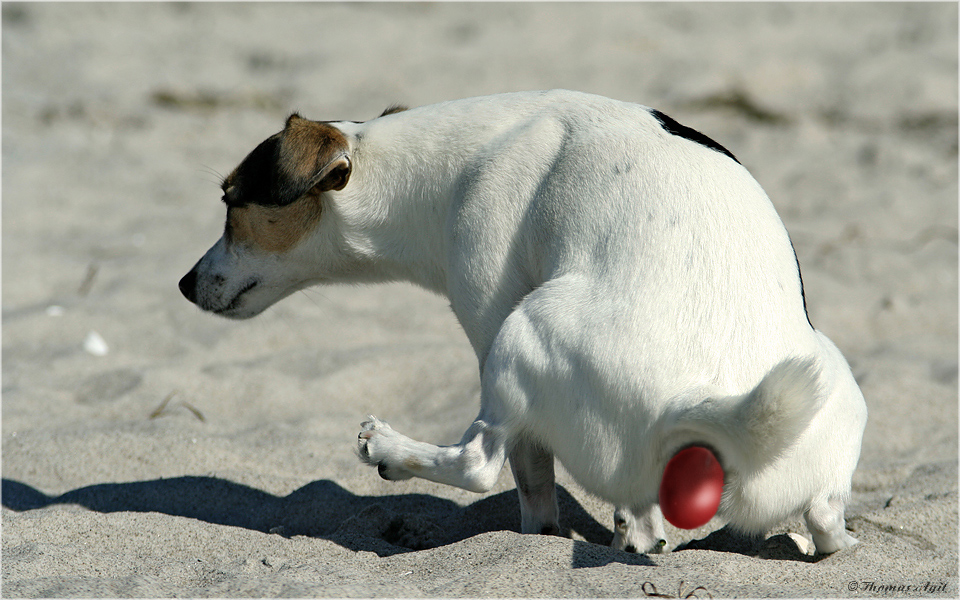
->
(329, 114, 495, 296)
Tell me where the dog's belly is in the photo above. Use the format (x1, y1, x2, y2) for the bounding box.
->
(544, 413, 664, 507)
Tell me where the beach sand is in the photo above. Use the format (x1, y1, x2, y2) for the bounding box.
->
(2, 3, 957, 597)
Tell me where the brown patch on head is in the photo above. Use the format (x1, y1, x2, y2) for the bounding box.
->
(218, 114, 353, 254)
(221, 114, 351, 208)
(278, 115, 351, 196)
(226, 191, 324, 254)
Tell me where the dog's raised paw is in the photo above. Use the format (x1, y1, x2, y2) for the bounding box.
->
(357, 415, 388, 459)
(357, 416, 413, 481)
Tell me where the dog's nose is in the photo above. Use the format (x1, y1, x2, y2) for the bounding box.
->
(179, 269, 197, 303)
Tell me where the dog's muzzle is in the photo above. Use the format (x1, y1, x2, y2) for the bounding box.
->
(179, 265, 261, 318)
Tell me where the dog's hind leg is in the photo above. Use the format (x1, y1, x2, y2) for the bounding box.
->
(358, 415, 508, 493)
(804, 496, 858, 554)
(611, 504, 668, 554)
(509, 440, 561, 535)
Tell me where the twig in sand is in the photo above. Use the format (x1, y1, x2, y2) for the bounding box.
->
(181, 401, 206, 422)
(642, 580, 713, 599)
(149, 391, 177, 419)
(150, 391, 205, 422)
(78, 263, 99, 297)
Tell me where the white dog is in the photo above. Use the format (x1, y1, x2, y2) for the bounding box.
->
(180, 90, 867, 555)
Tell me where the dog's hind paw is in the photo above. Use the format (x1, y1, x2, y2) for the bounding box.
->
(611, 505, 669, 554)
(805, 498, 859, 555)
(357, 415, 414, 481)
(812, 530, 859, 555)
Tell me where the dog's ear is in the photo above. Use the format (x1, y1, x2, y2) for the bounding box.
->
(271, 114, 352, 205)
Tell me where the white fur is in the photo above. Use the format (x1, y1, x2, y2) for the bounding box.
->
(183, 90, 867, 554)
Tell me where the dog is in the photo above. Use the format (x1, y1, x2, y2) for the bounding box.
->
(179, 90, 867, 555)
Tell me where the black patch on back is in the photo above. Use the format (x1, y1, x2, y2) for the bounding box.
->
(789, 237, 814, 329)
(649, 109, 740, 165)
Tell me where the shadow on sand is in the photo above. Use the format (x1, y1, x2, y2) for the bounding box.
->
(2, 476, 656, 567)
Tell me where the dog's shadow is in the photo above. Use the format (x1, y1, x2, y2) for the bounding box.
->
(1, 476, 654, 566)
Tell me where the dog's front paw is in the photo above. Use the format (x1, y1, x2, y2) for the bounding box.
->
(357, 415, 391, 463)
(357, 416, 413, 481)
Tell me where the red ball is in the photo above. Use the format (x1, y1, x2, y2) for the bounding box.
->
(659, 446, 724, 529)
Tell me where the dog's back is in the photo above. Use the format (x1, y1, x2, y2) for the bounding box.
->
(377, 92, 817, 387)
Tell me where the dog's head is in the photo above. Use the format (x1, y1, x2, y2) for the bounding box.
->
(179, 114, 353, 319)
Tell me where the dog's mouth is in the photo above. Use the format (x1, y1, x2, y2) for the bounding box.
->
(214, 279, 260, 317)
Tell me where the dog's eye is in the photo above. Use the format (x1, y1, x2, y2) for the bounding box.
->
(221, 184, 239, 206)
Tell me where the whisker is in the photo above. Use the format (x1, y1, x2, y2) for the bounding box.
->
(197, 164, 226, 187)
(298, 287, 333, 311)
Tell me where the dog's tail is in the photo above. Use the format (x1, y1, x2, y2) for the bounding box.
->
(661, 357, 823, 473)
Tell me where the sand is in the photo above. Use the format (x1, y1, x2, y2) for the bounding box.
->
(2, 2, 957, 597)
